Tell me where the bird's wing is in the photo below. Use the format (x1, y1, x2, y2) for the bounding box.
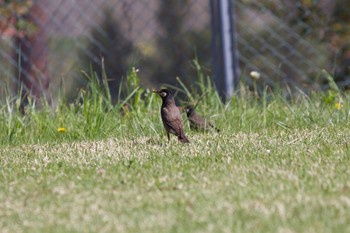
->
(162, 107, 184, 135)
(190, 114, 208, 128)
(190, 114, 217, 130)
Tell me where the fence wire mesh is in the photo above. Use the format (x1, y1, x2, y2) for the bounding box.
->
(0, 0, 212, 101)
(235, 0, 341, 90)
(0, 0, 349, 102)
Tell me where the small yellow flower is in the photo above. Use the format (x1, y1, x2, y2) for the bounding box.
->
(335, 102, 343, 110)
(57, 127, 66, 133)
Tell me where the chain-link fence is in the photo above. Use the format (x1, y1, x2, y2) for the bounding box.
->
(0, 0, 212, 102)
(0, 0, 349, 102)
(235, 0, 345, 90)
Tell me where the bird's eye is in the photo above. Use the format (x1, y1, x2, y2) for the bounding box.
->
(160, 92, 167, 97)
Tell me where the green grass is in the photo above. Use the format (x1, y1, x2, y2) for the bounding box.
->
(1, 70, 350, 232)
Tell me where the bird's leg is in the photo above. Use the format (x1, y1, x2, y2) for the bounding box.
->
(167, 132, 170, 142)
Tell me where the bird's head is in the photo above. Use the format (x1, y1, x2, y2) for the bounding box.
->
(152, 89, 172, 99)
(185, 105, 195, 117)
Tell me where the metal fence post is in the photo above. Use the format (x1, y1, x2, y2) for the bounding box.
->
(210, 0, 239, 100)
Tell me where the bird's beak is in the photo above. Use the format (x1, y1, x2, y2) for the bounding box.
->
(152, 89, 160, 94)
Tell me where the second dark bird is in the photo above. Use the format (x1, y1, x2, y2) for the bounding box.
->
(185, 105, 220, 132)
(153, 89, 190, 143)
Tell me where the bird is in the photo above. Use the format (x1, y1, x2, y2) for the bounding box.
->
(153, 89, 190, 143)
(185, 105, 220, 132)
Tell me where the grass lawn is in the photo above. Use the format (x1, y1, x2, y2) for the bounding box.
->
(0, 72, 350, 232)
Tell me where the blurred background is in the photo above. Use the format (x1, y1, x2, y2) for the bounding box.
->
(0, 0, 349, 104)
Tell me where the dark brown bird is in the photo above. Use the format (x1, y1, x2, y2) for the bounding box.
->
(153, 89, 190, 143)
(185, 105, 220, 132)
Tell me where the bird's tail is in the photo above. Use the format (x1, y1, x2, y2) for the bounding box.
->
(178, 134, 190, 143)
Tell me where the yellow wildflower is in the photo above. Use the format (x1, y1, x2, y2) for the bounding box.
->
(57, 127, 66, 133)
(335, 102, 343, 110)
